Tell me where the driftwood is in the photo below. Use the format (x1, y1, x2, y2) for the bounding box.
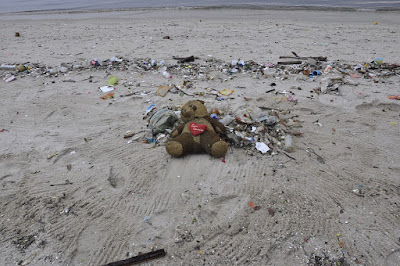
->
(172, 55, 198, 63)
(279, 56, 327, 61)
(104, 249, 166, 266)
(277, 60, 302, 65)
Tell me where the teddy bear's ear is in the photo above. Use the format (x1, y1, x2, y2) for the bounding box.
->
(197, 100, 205, 104)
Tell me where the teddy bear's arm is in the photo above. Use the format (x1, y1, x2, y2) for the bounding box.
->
(171, 124, 185, 137)
(206, 117, 227, 135)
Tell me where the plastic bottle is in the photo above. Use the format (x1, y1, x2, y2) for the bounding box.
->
(1, 64, 16, 70)
(219, 115, 234, 126)
(145, 128, 153, 142)
(285, 135, 294, 152)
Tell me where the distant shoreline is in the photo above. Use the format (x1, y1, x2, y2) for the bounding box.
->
(1, 4, 400, 17)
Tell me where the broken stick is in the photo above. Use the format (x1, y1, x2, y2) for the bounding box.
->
(277, 60, 302, 65)
(104, 249, 166, 266)
(279, 56, 327, 61)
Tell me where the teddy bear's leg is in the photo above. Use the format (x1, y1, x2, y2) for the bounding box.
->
(200, 131, 228, 158)
(166, 133, 194, 157)
(211, 140, 228, 158)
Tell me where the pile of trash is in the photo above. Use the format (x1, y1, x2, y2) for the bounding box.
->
(134, 103, 302, 156)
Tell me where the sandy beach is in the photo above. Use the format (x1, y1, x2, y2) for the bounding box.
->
(1, 8, 400, 265)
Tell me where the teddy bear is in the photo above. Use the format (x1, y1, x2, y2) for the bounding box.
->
(166, 100, 228, 158)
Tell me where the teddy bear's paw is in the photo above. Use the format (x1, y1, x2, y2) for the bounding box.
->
(166, 141, 184, 157)
(211, 141, 228, 158)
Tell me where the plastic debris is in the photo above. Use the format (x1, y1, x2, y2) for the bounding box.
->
(106, 76, 119, 85)
(157, 85, 174, 97)
(17, 64, 26, 72)
(388, 95, 400, 100)
(255, 142, 270, 154)
(3, 74, 16, 82)
(323, 65, 332, 74)
(100, 92, 114, 100)
(285, 135, 294, 152)
(219, 115, 234, 126)
(257, 115, 279, 126)
(219, 89, 234, 96)
(99, 86, 115, 93)
(90, 59, 101, 66)
(0, 64, 16, 70)
(374, 57, 383, 65)
(320, 76, 356, 94)
(149, 108, 178, 135)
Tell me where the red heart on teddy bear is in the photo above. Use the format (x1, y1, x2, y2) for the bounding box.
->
(189, 122, 207, 136)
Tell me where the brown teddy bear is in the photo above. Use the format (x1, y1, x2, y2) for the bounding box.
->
(166, 100, 228, 158)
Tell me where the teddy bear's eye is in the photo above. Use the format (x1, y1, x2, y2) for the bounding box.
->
(190, 105, 197, 111)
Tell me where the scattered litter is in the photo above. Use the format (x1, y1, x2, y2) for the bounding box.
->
(248, 201, 261, 210)
(149, 108, 178, 135)
(313, 121, 323, 127)
(219, 115, 234, 126)
(352, 188, 364, 197)
(3, 74, 16, 82)
(91, 59, 101, 66)
(106, 75, 119, 85)
(284, 135, 294, 152)
(311, 70, 321, 77)
(17, 64, 26, 72)
(143, 216, 151, 223)
(219, 89, 234, 96)
(1, 64, 16, 70)
(146, 104, 157, 115)
(257, 115, 278, 126)
(124, 130, 134, 139)
(100, 92, 115, 100)
(99, 86, 115, 93)
(388, 95, 400, 100)
(255, 142, 270, 154)
(157, 85, 174, 97)
(374, 57, 383, 65)
(324, 65, 332, 74)
(320, 76, 345, 93)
